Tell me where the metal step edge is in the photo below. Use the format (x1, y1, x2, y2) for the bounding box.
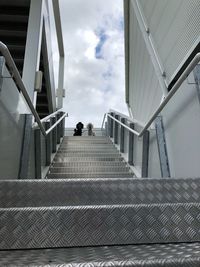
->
(47, 173, 134, 179)
(52, 162, 127, 167)
(49, 166, 129, 172)
(53, 158, 124, 162)
(1, 242, 200, 266)
(1, 203, 200, 249)
(1, 178, 200, 208)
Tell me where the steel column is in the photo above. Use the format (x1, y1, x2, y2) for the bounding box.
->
(120, 118, 126, 153)
(155, 116, 170, 177)
(114, 115, 119, 144)
(142, 130, 149, 177)
(35, 128, 42, 179)
(45, 121, 52, 166)
(128, 123, 134, 165)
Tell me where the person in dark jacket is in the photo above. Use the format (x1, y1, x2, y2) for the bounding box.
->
(73, 122, 84, 136)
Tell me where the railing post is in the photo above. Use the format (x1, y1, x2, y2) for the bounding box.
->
(60, 112, 65, 138)
(128, 123, 134, 165)
(120, 118, 126, 153)
(142, 130, 150, 177)
(51, 116, 57, 153)
(35, 128, 42, 179)
(45, 121, 52, 166)
(114, 114, 119, 144)
(110, 112, 114, 138)
(56, 112, 61, 144)
(155, 116, 170, 177)
(105, 121, 108, 136)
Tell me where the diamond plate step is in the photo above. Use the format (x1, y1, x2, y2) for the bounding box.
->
(1, 202, 200, 249)
(55, 153, 121, 158)
(1, 179, 200, 249)
(1, 178, 200, 207)
(47, 172, 133, 178)
(1, 243, 200, 266)
(53, 157, 124, 162)
(49, 166, 130, 173)
(52, 161, 127, 167)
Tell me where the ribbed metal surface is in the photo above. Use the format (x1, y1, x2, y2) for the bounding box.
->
(52, 161, 127, 167)
(1, 242, 200, 266)
(49, 166, 130, 173)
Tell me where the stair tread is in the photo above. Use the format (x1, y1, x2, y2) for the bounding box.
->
(1, 242, 200, 266)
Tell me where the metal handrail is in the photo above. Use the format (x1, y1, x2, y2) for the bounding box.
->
(0, 41, 67, 137)
(103, 52, 200, 138)
(107, 113, 140, 136)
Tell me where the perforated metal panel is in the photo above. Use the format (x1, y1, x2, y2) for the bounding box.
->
(139, 0, 200, 84)
(128, 1, 163, 124)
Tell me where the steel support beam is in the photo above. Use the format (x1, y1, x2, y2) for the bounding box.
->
(142, 130, 149, 177)
(155, 116, 170, 177)
(128, 123, 134, 165)
(120, 118, 126, 153)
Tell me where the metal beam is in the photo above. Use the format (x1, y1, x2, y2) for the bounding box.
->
(45, 121, 52, 166)
(35, 128, 42, 179)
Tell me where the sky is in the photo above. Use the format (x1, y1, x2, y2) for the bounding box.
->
(51, 0, 128, 128)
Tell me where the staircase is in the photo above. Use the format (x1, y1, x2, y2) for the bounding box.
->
(1, 136, 200, 266)
(47, 136, 134, 179)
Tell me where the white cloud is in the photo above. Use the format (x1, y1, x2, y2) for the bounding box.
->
(52, 0, 128, 127)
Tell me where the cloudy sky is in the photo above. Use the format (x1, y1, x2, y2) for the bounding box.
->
(51, 0, 128, 128)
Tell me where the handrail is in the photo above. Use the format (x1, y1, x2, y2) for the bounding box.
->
(46, 113, 67, 135)
(139, 52, 200, 137)
(0, 41, 67, 137)
(103, 53, 200, 138)
(107, 113, 140, 136)
(0, 41, 46, 136)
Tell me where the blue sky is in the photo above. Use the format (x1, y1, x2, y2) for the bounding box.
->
(51, 0, 128, 127)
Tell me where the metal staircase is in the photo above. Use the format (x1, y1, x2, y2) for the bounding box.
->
(1, 135, 200, 266)
(47, 136, 134, 179)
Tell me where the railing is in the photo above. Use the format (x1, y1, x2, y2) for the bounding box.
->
(102, 52, 200, 138)
(0, 41, 67, 137)
(102, 53, 200, 177)
(0, 41, 67, 179)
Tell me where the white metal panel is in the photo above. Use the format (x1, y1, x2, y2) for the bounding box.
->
(139, 0, 200, 84)
(162, 79, 200, 177)
(128, 1, 163, 124)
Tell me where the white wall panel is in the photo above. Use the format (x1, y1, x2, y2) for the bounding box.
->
(128, 1, 163, 124)
(140, 0, 200, 84)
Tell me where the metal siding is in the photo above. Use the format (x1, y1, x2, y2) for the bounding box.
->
(129, 1, 163, 124)
(139, 0, 200, 84)
(162, 80, 200, 177)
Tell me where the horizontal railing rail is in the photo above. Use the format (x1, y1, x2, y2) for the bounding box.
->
(0, 41, 67, 137)
(103, 52, 200, 138)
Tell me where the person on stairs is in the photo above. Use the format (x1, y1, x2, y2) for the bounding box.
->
(73, 122, 84, 136)
(87, 123, 95, 136)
